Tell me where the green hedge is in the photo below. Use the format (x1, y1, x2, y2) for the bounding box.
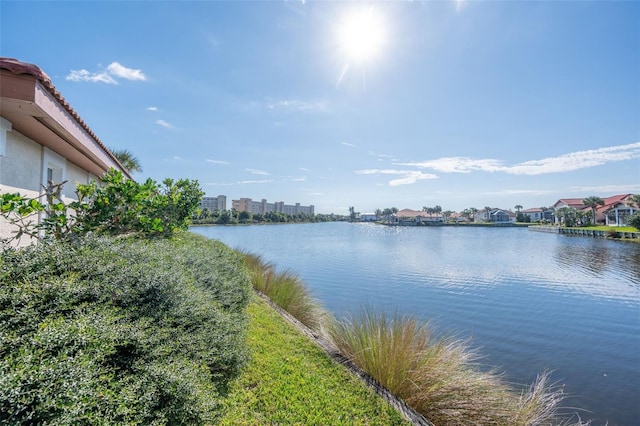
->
(0, 233, 251, 424)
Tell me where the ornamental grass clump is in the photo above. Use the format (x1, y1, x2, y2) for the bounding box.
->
(241, 251, 325, 331)
(328, 307, 589, 426)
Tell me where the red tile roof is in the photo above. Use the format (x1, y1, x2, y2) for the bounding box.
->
(0, 57, 127, 176)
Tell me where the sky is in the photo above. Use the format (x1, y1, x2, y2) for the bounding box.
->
(1, 0, 639, 215)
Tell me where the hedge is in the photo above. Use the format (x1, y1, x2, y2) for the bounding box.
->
(0, 233, 251, 424)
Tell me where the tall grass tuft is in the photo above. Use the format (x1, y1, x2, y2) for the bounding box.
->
(241, 251, 325, 331)
(328, 307, 589, 426)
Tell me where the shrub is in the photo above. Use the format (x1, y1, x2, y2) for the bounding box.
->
(0, 233, 250, 424)
(628, 212, 640, 230)
(0, 169, 204, 246)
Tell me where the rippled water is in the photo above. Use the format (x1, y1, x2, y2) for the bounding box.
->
(191, 222, 640, 425)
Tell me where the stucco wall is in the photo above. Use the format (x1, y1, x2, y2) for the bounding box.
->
(1, 130, 41, 192)
(65, 162, 90, 199)
(0, 183, 40, 248)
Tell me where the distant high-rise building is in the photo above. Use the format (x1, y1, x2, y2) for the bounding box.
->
(231, 197, 314, 215)
(201, 195, 226, 211)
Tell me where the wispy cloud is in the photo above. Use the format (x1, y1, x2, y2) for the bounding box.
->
(156, 119, 175, 129)
(368, 151, 397, 162)
(282, 176, 307, 182)
(342, 142, 358, 148)
(396, 157, 503, 173)
(245, 168, 270, 176)
(568, 183, 640, 193)
(146, 106, 158, 112)
(482, 189, 555, 196)
(267, 99, 328, 113)
(240, 179, 273, 184)
(355, 169, 439, 186)
(299, 167, 311, 172)
(66, 62, 146, 84)
(503, 142, 640, 175)
(206, 179, 274, 186)
(396, 142, 640, 176)
(206, 159, 229, 165)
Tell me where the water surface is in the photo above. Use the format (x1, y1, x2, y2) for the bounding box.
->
(192, 222, 640, 425)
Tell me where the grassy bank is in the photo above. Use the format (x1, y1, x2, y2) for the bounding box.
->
(218, 294, 410, 425)
(242, 253, 589, 425)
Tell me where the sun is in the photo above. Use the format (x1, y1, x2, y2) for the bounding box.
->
(336, 7, 387, 64)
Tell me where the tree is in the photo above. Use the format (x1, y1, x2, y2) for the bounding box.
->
(582, 196, 605, 226)
(484, 206, 492, 222)
(628, 212, 640, 230)
(514, 205, 523, 213)
(111, 148, 143, 173)
(238, 210, 252, 223)
(627, 194, 640, 209)
(469, 207, 478, 222)
(349, 206, 357, 222)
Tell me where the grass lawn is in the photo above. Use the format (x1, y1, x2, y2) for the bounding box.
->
(218, 294, 411, 425)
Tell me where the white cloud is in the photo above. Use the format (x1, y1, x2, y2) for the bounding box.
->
(482, 189, 555, 196)
(502, 142, 640, 175)
(355, 169, 438, 186)
(396, 142, 640, 176)
(299, 167, 311, 172)
(173, 156, 183, 160)
(106, 62, 146, 81)
(66, 62, 146, 84)
(206, 159, 229, 164)
(396, 157, 504, 173)
(66, 69, 117, 84)
(282, 176, 307, 182)
(156, 119, 175, 129)
(568, 183, 640, 193)
(146, 106, 158, 111)
(206, 179, 273, 186)
(267, 99, 328, 113)
(245, 168, 270, 175)
(240, 179, 273, 184)
(342, 142, 358, 148)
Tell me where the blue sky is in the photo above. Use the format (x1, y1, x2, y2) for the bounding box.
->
(2, 1, 638, 214)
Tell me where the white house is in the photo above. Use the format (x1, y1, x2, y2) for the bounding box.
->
(359, 213, 378, 222)
(0, 57, 130, 245)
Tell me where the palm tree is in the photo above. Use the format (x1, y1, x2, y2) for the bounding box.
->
(469, 207, 478, 222)
(484, 206, 492, 222)
(582, 196, 605, 226)
(434, 205, 442, 220)
(627, 194, 640, 210)
(110, 148, 142, 173)
(514, 205, 523, 213)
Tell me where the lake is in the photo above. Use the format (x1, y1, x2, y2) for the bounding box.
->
(191, 222, 640, 425)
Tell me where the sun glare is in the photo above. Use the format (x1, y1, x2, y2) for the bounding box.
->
(337, 7, 387, 64)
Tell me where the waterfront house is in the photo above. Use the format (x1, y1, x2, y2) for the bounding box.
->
(521, 207, 554, 223)
(599, 194, 636, 226)
(475, 208, 516, 224)
(552, 194, 636, 226)
(391, 208, 444, 225)
(0, 57, 130, 245)
(359, 213, 378, 222)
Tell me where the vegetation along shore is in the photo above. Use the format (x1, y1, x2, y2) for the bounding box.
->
(1, 172, 595, 424)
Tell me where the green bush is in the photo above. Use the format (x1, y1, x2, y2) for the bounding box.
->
(0, 233, 251, 424)
(1, 169, 204, 246)
(628, 212, 640, 230)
